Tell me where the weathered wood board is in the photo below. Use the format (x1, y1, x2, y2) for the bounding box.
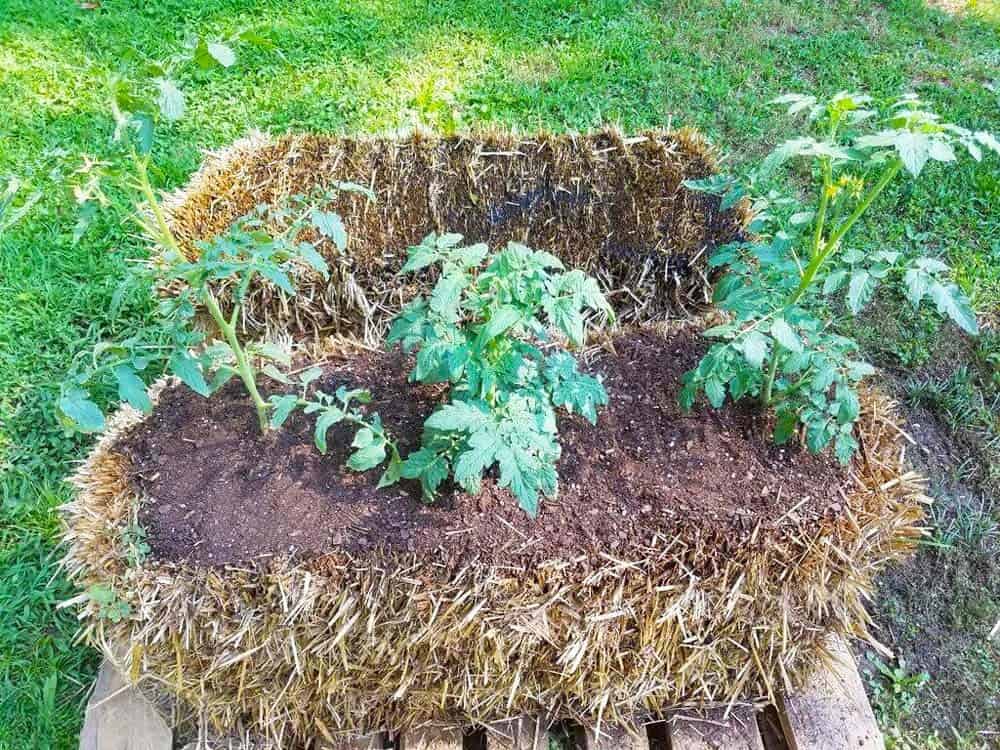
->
(776, 636, 883, 750)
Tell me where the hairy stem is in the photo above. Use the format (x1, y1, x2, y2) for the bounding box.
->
(760, 157, 903, 407)
(133, 152, 183, 258)
(202, 290, 270, 433)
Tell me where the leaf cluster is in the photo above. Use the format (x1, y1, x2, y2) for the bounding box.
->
(57, 193, 356, 433)
(682, 92, 995, 462)
(386, 234, 613, 515)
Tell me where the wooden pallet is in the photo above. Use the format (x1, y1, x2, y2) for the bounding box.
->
(81, 637, 882, 750)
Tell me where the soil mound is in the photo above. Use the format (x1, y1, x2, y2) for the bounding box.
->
(125, 330, 846, 569)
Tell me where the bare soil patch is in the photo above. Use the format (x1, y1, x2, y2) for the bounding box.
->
(122, 330, 848, 568)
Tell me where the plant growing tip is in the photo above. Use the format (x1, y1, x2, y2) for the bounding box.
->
(386, 233, 614, 515)
(682, 91, 996, 464)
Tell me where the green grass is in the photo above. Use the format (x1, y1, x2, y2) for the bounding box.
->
(1, 0, 998, 746)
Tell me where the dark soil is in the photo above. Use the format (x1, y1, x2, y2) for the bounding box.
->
(123, 330, 848, 568)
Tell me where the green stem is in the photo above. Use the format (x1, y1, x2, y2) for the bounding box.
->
(759, 157, 903, 407)
(133, 152, 183, 258)
(202, 290, 270, 433)
(761, 351, 781, 407)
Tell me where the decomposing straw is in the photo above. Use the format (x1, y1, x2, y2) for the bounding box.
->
(160, 128, 749, 343)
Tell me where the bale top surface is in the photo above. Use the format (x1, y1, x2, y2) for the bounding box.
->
(121, 329, 847, 570)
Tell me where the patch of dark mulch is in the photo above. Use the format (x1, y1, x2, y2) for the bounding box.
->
(122, 330, 848, 568)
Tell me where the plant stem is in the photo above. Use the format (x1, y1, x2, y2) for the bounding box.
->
(759, 157, 903, 407)
(202, 290, 270, 432)
(132, 152, 183, 258)
(761, 351, 781, 407)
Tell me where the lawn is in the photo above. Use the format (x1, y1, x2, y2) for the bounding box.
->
(0, 0, 998, 747)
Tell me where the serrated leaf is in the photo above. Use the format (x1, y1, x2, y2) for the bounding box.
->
(401, 242, 440, 273)
(822, 269, 849, 295)
(903, 268, 929, 308)
(894, 131, 931, 176)
(425, 400, 489, 432)
(480, 305, 521, 343)
(113, 364, 152, 412)
(156, 79, 185, 121)
(453, 429, 501, 493)
(401, 447, 451, 501)
(298, 366, 324, 388)
(429, 271, 466, 320)
(929, 281, 979, 334)
(377, 452, 403, 488)
(268, 394, 298, 428)
(259, 265, 295, 296)
(773, 411, 798, 445)
(58, 389, 106, 433)
(846, 359, 875, 380)
(846, 270, 878, 314)
(551, 370, 607, 424)
(168, 351, 210, 396)
(704, 377, 726, 408)
(252, 342, 291, 366)
(314, 407, 345, 453)
(207, 42, 236, 67)
(834, 431, 858, 464)
(348, 439, 387, 472)
(296, 242, 329, 278)
(835, 386, 860, 425)
(770, 318, 803, 353)
(310, 210, 347, 251)
(738, 330, 769, 369)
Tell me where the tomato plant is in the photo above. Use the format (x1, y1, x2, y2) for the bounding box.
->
(682, 92, 998, 461)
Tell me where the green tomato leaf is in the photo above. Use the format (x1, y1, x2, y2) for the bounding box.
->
(846, 270, 878, 314)
(113, 364, 152, 412)
(704, 377, 726, 408)
(377, 452, 403, 489)
(156, 79, 185, 122)
(773, 411, 798, 445)
(929, 281, 979, 335)
(770, 318, 803, 353)
(268, 394, 299, 429)
(903, 268, 929, 308)
(58, 389, 106, 433)
(313, 407, 345, 454)
(348, 439, 387, 472)
(168, 351, 210, 396)
(822, 269, 849, 295)
(424, 400, 489, 432)
(296, 242, 329, 278)
(310, 210, 347, 251)
(259, 265, 296, 296)
(738, 330, 769, 369)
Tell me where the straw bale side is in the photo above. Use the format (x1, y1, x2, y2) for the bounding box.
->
(61, 371, 925, 746)
(161, 129, 748, 341)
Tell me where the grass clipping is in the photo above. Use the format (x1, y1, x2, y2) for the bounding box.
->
(61, 367, 926, 745)
(161, 128, 747, 342)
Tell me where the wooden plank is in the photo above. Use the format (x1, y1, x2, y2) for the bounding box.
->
(585, 724, 650, 749)
(319, 733, 384, 750)
(401, 727, 464, 749)
(485, 716, 548, 749)
(80, 658, 172, 750)
(670, 706, 765, 750)
(776, 636, 882, 750)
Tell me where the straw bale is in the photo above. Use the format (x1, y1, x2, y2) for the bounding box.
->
(61, 351, 926, 747)
(161, 129, 748, 342)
